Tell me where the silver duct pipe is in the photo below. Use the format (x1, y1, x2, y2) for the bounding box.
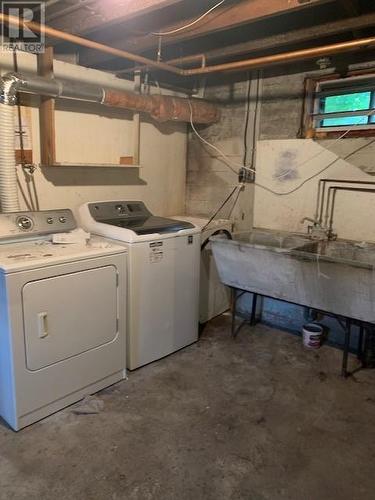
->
(0, 72, 105, 103)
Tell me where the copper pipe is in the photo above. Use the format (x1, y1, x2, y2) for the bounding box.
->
(0, 13, 182, 75)
(117, 53, 205, 76)
(2, 13, 375, 79)
(182, 36, 375, 75)
(117, 35, 375, 78)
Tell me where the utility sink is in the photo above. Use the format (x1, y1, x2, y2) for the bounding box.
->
(295, 240, 375, 268)
(235, 229, 311, 250)
(210, 229, 375, 323)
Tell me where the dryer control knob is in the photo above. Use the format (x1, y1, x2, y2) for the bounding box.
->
(17, 216, 33, 231)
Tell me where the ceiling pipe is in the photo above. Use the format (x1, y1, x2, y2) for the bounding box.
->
(0, 73, 220, 124)
(181, 36, 375, 75)
(0, 13, 181, 75)
(116, 54, 205, 76)
(2, 13, 375, 78)
(119, 36, 375, 77)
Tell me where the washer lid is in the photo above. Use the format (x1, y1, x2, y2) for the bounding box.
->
(100, 215, 194, 235)
(88, 201, 194, 235)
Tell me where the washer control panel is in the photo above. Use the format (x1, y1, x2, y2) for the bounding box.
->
(0, 210, 76, 240)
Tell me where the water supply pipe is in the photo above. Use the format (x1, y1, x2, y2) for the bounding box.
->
(325, 186, 375, 237)
(315, 178, 375, 225)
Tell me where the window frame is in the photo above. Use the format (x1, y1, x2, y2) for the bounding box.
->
(301, 70, 375, 139)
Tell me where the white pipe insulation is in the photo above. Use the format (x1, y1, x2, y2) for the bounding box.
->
(0, 103, 19, 212)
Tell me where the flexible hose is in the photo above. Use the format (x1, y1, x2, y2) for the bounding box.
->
(0, 103, 20, 212)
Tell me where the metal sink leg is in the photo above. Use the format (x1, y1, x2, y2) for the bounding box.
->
(231, 288, 258, 338)
(342, 318, 352, 378)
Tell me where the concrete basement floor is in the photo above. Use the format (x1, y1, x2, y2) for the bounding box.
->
(1, 316, 375, 500)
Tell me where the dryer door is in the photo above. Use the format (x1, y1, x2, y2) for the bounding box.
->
(23, 266, 118, 371)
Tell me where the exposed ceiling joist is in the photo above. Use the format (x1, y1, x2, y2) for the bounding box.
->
(117, 12, 375, 75)
(201, 12, 375, 63)
(49, 0, 186, 35)
(338, 0, 359, 17)
(182, 35, 375, 75)
(79, 0, 333, 67)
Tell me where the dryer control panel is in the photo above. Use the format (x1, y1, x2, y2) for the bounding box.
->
(0, 209, 76, 240)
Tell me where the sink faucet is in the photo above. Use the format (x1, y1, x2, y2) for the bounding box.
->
(300, 217, 330, 240)
(300, 217, 319, 225)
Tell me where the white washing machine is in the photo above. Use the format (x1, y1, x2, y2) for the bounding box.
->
(79, 201, 201, 370)
(0, 209, 127, 431)
(171, 216, 233, 324)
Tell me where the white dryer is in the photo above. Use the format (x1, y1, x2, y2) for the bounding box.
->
(79, 201, 201, 370)
(0, 210, 127, 431)
(171, 216, 233, 324)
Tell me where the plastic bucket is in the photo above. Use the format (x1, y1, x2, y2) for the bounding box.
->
(302, 323, 323, 349)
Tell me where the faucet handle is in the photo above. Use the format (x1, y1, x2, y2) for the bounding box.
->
(300, 216, 319, 226)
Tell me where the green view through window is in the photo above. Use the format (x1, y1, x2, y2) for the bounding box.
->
(320, 90, 375, 127)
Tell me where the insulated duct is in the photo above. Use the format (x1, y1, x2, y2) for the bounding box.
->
(0, 104, 19, 212)
(0, 74, 20, 212)
(0, 73, 220, 124)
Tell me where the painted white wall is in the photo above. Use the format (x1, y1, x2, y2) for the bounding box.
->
(254, 138, 375, 242)
(0, 51, 187, 215)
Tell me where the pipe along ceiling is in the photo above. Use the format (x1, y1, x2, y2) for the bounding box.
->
(1, 13, 375, 78)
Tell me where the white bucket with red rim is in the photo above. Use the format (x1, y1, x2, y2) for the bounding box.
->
(302, 323, 323, 349)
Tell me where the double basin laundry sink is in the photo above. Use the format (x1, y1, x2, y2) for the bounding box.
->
(210, 229, 375, 323)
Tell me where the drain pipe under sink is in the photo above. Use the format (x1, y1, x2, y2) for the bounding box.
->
(0, 74, 20, 212)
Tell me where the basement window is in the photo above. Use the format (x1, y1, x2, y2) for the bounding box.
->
(302, 74, 375, 138)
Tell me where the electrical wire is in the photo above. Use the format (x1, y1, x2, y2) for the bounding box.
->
(202, 184, 242, 231)
(249, 73, 260, 171)
(152, 0, 226, 36)
(188, 100, 248, 174)
(243, 74, 251, 167)
(228, 184, 243, 219)
(243, 71, 261, 171)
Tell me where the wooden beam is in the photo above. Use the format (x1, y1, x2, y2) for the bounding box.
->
(338, 0, 361, 38)
(50, 0, 187, 35)
(338, 0, 360, 17)
(37, 47, 56, 166)
(79, 0, 332, 67)
(117, 12, 375, 75)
